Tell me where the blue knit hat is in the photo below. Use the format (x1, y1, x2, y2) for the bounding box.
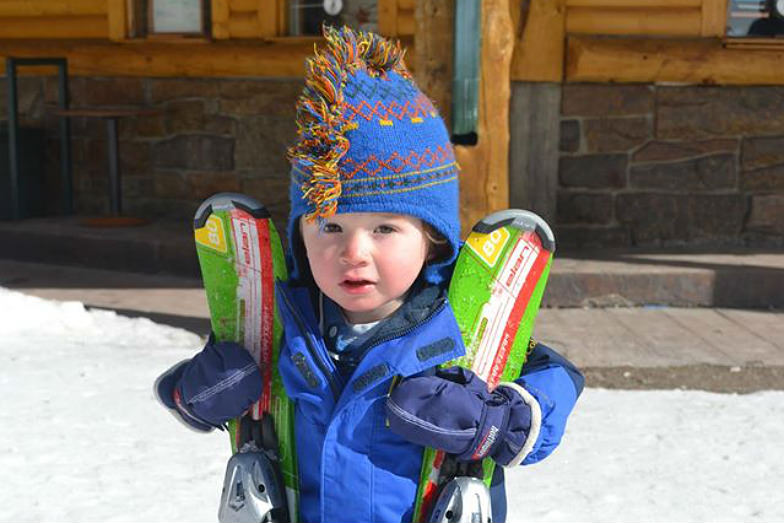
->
(287, 26, 460, 285)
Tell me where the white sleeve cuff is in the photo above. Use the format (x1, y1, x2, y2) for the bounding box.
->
(498, 381, 542, 468)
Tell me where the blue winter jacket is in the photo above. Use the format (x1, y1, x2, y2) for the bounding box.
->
(276, 280, 583, 523)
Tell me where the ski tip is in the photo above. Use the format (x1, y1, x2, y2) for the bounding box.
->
(194, 193, 271, 229)
(472, 209, 556, 253)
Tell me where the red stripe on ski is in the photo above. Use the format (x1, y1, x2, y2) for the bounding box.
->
(485, 231, 549, 390)
(258, 218, 274, 416)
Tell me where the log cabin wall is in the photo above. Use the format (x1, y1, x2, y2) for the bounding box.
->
(509, 0, 784, 248)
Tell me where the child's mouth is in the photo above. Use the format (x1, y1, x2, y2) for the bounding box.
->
(339, 279, 375, 294)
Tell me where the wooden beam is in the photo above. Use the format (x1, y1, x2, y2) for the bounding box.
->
(566, 35, 784, 85)
(378, 0, 398, 36)
(0, 15, 108, 38)
(257, 0, 277, 37)
(566, 0, 700, 6)
(397, 8, 415, 35)
(455, 0, 514, 234)
(413, 0, 454, 130)
(511, 0, 565, 82)
(0, 38, 313, 77)
(212, 0, 230, 39)
(566, 6, 702, 36)
(231, 0, 257, 13)
(106, 0, 126, 41)
(701, 0, 727, 37)
(228, 11, 258, 38)
(0, 0, 106, 17)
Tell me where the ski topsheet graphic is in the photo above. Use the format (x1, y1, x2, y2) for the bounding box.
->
(413, 209, 556, 522)
(193, 193, 299, 521)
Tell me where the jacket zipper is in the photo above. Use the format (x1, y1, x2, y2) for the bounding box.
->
(279, 287, 342, 401)
(353, 298, 448, 367)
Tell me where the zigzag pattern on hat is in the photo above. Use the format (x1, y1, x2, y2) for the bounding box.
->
(340, 146, 455, 179)
(342, 94, 438, 125)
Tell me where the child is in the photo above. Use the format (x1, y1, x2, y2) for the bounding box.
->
(156, 26, 583, 523)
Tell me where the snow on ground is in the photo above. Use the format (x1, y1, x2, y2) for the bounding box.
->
(1, 287, 782, 522)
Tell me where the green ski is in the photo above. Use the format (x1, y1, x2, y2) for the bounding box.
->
(413, 209, 556, 522)
(193, 193, 299, 522)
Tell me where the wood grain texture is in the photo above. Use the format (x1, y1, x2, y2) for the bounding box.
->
(106, 0, 126, 41)
(566, 35, 784, 85)
(701, 0, 727, 37)
(0, 0, 106, 17)
(378, 0, 397, 36)
(211, 0, 230, 39)
(0, 15, 108, 38)
(511, 0, 565, 82)
(455, 0, 514, 235)
(566, 6, 702, 36)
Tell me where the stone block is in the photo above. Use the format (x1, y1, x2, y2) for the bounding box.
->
(149, 79, 220, 103)
(584, 117, 651, 153)
(747, 195, 784, 233)
(153, 171, 191, 199)
(689, 194, 746, 238)
(205, 115, 236, 135)
(153, 135, 234, 171)
(616, 193, 690, 244)
(632, 139, 738, 163)
(559, 154, 626, 188)
(561, 84, 653, 117)
(741, 136, 784, 170)
(74, 78, 146, 106)
(165, 99, 207, 134)
(559, 119, 580, 153)
(741, 165, 784, 191)
(121, 176, 154, 198)
(186, 171, 241, 200)
(234, 116, 296, 172)
(119, 141, 152, 176)
(657, 86, 784, 139)
(557, 191, 614, 224)
(555, 225, 630, 248)
(219, 80, 303, 117)
(630, 154, 736, 191)
(134, 114, 168, 138)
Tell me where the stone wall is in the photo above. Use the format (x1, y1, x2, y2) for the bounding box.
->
(558, 84, 784, 248)
(2, 75, 301, 229)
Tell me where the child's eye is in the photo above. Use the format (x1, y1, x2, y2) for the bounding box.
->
(321, 222, 342, 233)
(375, 224, 396, 234)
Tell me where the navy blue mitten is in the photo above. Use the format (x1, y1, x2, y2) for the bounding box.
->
(385, 367, 542, 467)
(154, 337, 262, 432)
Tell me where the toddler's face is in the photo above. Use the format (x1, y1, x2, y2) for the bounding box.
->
(300, 212, 429, 324)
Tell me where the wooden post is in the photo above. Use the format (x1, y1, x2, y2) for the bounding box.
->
(212, 0, 230, 39)
(107, 0, 127, 41)
(455, 0, 514, 235)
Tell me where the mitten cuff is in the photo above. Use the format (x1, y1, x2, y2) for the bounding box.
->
(497, 381, 542, 467)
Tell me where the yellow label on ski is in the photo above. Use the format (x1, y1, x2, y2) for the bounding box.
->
(465, 227, 510, 268)
(195, 214, 227, 254)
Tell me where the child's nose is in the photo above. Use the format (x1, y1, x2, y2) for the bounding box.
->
(340, 232, 370, 265)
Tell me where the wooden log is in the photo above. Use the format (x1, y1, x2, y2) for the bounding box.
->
(378, 0, 398, 36)
(413, 0, 454, 130)
(455, 0, 513, 234)
(701, 0, 726, 37)
(230, 0, 257, 13)
(212, 0, 230, 39)
(106, 0, 126, 41)
(566, 35, 784, 85)
(257, 0, 277, 37)
(0, 0, 106, 17)
(566, 6, 702, 35)
(0, 15, 107, 38)
(229, 11, 260, 38)
(511, 0, 565, 82)
(397, 8, 414, 35)
(566, 0, 700, 6)
(399, 0, 416, 10)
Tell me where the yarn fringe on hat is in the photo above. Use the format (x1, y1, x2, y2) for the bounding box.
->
(287, 25, 412, 222)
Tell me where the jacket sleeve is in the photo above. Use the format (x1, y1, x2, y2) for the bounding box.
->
(512, 341, 584, 465)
